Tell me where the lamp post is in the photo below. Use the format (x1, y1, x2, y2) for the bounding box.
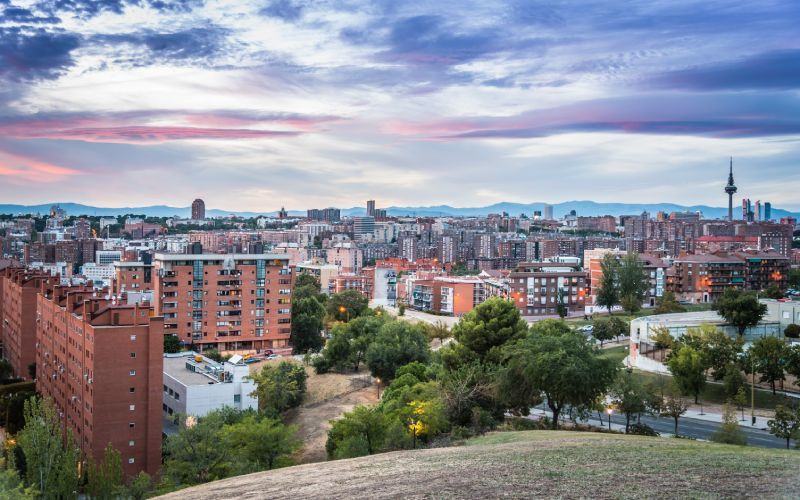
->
(338, 305, 349, 322)
(606, 407, 613, 431)
(751, 354, 756, 426)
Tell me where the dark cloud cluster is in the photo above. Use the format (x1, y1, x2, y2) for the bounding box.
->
(44, 0, 202, 19)
(649, 49, 800, 91)
(259, 0, 304, 21)
(2, 6, 61, 23)
(0, 27, 80, 81)
(94, 25, 229, 63)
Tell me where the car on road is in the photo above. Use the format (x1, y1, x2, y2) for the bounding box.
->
(266, 354, 282, 360)
(579, 325, 593, 334)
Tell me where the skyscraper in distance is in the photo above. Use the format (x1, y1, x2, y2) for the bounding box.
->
(191, 198, 205, 220)
(543, 204, 553, 220)
(367, 200, 376, 217)
(724, 158, 737, 221)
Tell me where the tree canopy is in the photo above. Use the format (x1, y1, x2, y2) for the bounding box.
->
(713, 288, 767, 336)
(499, 331, 618, 429)
(450, 297, 528, 364)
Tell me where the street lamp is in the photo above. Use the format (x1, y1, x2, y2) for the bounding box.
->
(375, 377, 381, 398)
(338, 305, 349, 322)
(605, 407, 613, 431)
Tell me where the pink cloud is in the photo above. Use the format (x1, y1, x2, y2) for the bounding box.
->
(0, 151, 81, 182)
(0, 110, 340, 144)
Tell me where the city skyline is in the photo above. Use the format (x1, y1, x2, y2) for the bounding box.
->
(1, 1, 800, 210)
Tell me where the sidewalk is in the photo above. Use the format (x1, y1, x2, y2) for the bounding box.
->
(682, 409, 772, 430)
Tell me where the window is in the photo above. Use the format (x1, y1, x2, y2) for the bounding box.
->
(129, 404, 135, 411)
(130, 352, 136, 358)
(128, 458, 135, 464)
(129, 370, 136, 376)
(129, 440, 135, 447)
(234, 394, 241, 403)
(130, 335, 136, 341)
(129, 387, 135, 393)
(129, 422, 135, 428)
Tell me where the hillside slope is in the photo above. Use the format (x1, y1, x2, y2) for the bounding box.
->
(157, 431, 799, 499)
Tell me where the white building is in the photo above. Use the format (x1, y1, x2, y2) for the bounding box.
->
(80, 262, 115, 288)
(162, 352, 257, 417)
(96, 250, 123, 265)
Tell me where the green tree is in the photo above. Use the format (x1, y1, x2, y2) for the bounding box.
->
(713, 288, 767, 337)
(326, 290, 369, 322)
(366, 321, 430, 383)
(426, 320, 452, 347)
(608, 316, 629, 340)
(290, 296, 326, 353)
(749, 337, 789, 394)
(734, 387, 748, 422)
(787, 344, 800, 388)
(722, 364, 747, 399)
(223, 415, 300, 470)
(17, 397, 80, 499)
(499, 332, 618, 429)
(618, 253, 648, 314)
(654, 291, 686, 315)
(687, 325, 743, 380)
(556, 289, 568, 319)
(127, 472, 153, 500)
(660, 396, 688, 435)
(314, 315, 389, 373)
(398, 304, 406, 316)
(710, 405, 747, 446)
(293, 273, 322, 300)
(326, 405, 387, 459)
(250, 361, 308, 416)
(591, 319, 614, 347)
(651, 325, 674, 350)
(203, 349, 224, 363)
(440, 363, 497, 427)
(610, 371, 653, 433)
(162, 411, 233, 485)
(784, 324, 800, 339)
(667, 345, 706, 403)
(761, 285, 784, 299)
(0, 359, 13, 381)
(86, 443, 125, 500)
(0, 461, 36, 499)
(450, 297, 528, 364)
(767, 403, 800, 449)
(164, 334, 182, 354)
(596, 253, 620, 314)
(788, 268, 800, 289)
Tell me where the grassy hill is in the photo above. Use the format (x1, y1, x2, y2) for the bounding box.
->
(157, 431, 799, 499)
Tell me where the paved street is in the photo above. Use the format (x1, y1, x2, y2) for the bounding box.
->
(531, 405, 791, 449)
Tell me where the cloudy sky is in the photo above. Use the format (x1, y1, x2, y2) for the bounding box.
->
(1, 0, 799, 212)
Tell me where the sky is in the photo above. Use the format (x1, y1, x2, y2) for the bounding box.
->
(1, 0, 799, 212)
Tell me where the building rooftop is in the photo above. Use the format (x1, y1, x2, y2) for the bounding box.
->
(632, 310, 725, 326)
(154, 253, 290, 261)
(163, 352, 226, 386)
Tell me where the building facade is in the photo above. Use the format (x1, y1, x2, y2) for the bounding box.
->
(36, 283, 163, 478)
(153, 253, 293, 353)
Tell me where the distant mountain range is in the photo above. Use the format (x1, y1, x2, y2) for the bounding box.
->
(0, 201, 797, 220)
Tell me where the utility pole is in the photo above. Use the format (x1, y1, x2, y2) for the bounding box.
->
(751, 355, 756, 426)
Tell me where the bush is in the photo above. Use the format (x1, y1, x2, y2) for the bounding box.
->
(398, 304, 406, 316)
(628, 422, 660, 437)
(785, 324, 800, 339)
(710, 405, 747, 446)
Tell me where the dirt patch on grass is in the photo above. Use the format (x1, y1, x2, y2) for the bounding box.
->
(285, 384, 379, 464)
(159, 431, 800, 499)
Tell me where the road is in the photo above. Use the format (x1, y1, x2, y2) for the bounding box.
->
(532, 405, 790, 449)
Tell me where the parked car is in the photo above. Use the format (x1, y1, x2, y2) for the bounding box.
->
(579, 325, 594, 334)
(266, 354, 282, 360)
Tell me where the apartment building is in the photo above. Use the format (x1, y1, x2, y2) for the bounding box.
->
(153, 252, 292, 353)
(411, 277, 483, 316)
(508, 262, 587, 317)
(114, 260, 154, 294)
(666, 251, 788, 303)
(36, 283, 163, 478)
(0, 267, 51, 379)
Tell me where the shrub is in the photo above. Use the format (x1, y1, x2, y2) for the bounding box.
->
(785, 324, 800, 339)
(628, 422, 660, 437)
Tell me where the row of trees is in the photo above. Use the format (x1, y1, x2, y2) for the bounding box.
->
(658, 323, 800, 400)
